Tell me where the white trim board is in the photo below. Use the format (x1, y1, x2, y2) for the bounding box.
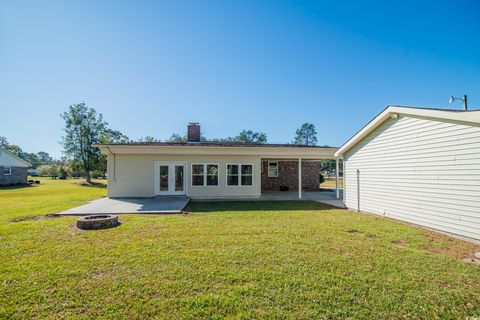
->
(335, 106, 480, 158)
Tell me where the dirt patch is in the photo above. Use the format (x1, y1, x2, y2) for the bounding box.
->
(345, 229, 378, 240)
(391, 239, 408, 248)
(346, 229, 362, 234)
(423, 233, 480, 259)
(10, 213, 59, 222)
(463, 258, 480, 265)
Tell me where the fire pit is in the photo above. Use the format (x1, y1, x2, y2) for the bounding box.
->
(77, 215, 120, 230)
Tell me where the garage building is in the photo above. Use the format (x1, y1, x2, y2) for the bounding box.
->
(335, 106, 480, 240)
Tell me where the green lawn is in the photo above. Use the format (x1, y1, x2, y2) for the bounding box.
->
(321, 178, 343, 188)
(1, 180, 479, 319)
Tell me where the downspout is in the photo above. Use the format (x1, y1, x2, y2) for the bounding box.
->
(105, 146, 116, 182)
(335, 157, 339, 199)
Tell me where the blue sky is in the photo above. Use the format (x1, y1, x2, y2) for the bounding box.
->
(1, 0, 479, 158)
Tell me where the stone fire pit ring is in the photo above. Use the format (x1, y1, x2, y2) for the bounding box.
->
(77, 215, 120, 230)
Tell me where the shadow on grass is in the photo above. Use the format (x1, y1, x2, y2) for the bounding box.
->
(0, 184, 36, 190)
(77, 182, 107, 189)
(186, 200, 337, 212)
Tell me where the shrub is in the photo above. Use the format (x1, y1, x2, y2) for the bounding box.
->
(319, 173, 325, 184)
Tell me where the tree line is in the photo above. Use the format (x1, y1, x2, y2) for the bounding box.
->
(0, 136, 54, 168)
(2, 102, 329, 183)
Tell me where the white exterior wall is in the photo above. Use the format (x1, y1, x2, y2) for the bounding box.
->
(344, 114, 480, 240)
(107, 154, 261, 198)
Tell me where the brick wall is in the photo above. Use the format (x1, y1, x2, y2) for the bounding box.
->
(0, 166, 28, 185)
(261, 161, 320, 192)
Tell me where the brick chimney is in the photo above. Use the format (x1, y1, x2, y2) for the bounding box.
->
(187, 122, 201, 142)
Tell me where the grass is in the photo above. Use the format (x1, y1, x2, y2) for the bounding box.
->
(0, 177, 106, 223)
(1, 180, 480, 319)
(321, 178, 344, 188)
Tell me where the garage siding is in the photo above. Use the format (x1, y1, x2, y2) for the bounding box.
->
(344, 114, 480, 240)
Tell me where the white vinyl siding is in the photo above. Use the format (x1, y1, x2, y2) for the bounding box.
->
(344, 114, 480, 240)
(107, 154, 261, 198)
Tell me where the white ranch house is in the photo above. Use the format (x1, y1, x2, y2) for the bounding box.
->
(95, 123, 338, 200)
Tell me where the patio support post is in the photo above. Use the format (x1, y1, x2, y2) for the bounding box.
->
(298, 157, 302, 199)
(342, 158, 346, 204)
(336, 158, 340, 199)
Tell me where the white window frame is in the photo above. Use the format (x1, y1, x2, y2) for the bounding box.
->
(3, 166, 12, 176)
(226, 163, 254, 187)
(191, 163, 219, 187)
(267, 161, 278, 177)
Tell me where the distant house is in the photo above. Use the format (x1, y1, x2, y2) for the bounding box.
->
(335, 106, 480, 240)
(95, 123, 337, 199)
(0, 147, 31, 185)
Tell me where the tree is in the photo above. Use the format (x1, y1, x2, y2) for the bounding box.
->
(0, 136, 23, 156)
(66, 159, 83, 179)
(320, 160, 335, 173)
(0, 136, 53, 168)
(293, 123, 317, 146)
(97, 128, 130, 178)
(58, 166, 68, 179)
(99, 129, 129, 144)
(136, 136, 161, 143)
(61, 102, 108, 183)
(37, 165, 52, 177)
(168, 133, 187, 143)
(210, 130, 268, 144)
(236, 130, 267, 144)
(21, 153, 41, 168)
(37, 151, 53, 165)
(37, 164, 59, 179)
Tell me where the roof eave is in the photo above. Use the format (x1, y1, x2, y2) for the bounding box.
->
(94, 144, 338, 159)
(0, 147, 32, 167)
(334, 106, 394, 158)
(334, 105, 480, 158)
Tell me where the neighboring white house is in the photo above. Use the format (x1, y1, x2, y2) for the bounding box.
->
(335, 106, 480, 240)
(95, 123, 337, 199)
(0, 147, 31, 185)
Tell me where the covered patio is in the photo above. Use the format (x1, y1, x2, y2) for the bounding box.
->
(260, 151, 342, 203)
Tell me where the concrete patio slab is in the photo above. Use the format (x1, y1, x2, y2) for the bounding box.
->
(259, 189, 345, 208)
(55, 196, 190, 216)
(192, 190, 345, 208)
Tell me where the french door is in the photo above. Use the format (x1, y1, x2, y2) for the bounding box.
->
(155, 162, 186, 195)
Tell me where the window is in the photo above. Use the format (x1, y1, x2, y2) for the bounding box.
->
(226, 164, 239, 186)
(206, 164, 218, 186)
(268, 162, 278, 177)
(3, 166, 11, 176)
(241, 165, 253, 186)
(227, 164, 253, 186)
(192, 164, 218, 186)
(192, 164, 204, 186)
